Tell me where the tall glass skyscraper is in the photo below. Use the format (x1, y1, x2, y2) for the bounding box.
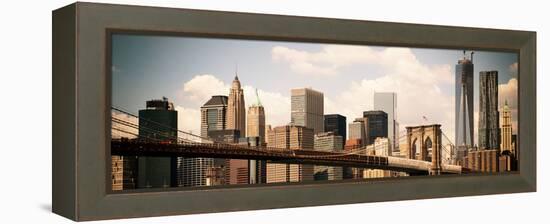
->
(374, 92, 397, 152)
(455, 51, 474, 160)
(324, 114, 346, 145)
(363, 110, 388, 146)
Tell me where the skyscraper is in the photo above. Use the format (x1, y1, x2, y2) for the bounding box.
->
(501, 100, 513, 154)
(266, 125, 314, 183)
(374, 92, 398, 152)
(313, 132, 343, 181)
(138, 97, 178, 188)
(479, 71, 500, 150)
(455, 51, 474, 156)
(348, 118, 366, 146)
(247, 89, 266, 144)
(363, 110, 388, 146)
(227, 74, 246, 137)
(324, 114, 346, 145)
(291, 88, 324, 134)
(246, 90, 267, 184)
(181, 95, 227, 187)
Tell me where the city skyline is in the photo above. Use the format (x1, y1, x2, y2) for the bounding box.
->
(112, 34, 518, 147)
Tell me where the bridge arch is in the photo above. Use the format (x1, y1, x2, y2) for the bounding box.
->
(406, 124, 442, 175)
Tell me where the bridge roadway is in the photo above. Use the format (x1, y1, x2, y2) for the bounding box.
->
(110, 139, 464, 175)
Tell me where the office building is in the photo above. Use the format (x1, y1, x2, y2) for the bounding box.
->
(374, 92, 398, 152)
(363, 110, 388, 146)
(313, 132, 343, 181)
(180, 95, 227, 187)
(500, 100, 513, 154)
(349, 118, 366, 146)
(266, 125, 314, 183)
(291, 88, 324, 134)
(479, 71, 500, 150)
(137, 97, 178, 188)
(247, 89, 266, 144)
(455, 51, 475, 159)
(227, 75, 246, 137)
(324, 114, 346, 146)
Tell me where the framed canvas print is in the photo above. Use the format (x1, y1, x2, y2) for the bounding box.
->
(52, 2, 536, 221)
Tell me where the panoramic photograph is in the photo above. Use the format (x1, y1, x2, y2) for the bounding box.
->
(109, 34, 519, 191)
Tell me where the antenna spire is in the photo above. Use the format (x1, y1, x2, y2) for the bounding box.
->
(255, 88, 262, 106)
(234, 63, 239, 80)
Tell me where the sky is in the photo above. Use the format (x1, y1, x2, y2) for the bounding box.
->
(111, 34, 518, 145)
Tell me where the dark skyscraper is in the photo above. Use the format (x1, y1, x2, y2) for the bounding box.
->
(479, 71, 500, 150)
(138, 97, 178, 188)
(455, 51, 474, 160)
(363, 110, 388, 145)
(324, 114, 346, 144)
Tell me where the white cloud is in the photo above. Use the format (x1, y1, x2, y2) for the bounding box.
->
(272, 45, 454, 85)
(178, 74, 229, 106)
(175, 106, 201, 136)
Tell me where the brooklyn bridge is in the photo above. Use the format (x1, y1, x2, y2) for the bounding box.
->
(111, 107, 468, 176)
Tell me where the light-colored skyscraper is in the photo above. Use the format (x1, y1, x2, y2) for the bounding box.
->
(348, 118, 366, 145)
(291, 88, 324, 134)
(455, 51, 474, 160)
(227, 75, 246, 137)
(479, 71, 500, 150)
(374, 92, 397, 152)
(181, 96, 227, 187)
(500, 100, 513, 154)
(266, 125, 314, 183)
(247, 89, 266, 144)
(313, 132, 343, 181)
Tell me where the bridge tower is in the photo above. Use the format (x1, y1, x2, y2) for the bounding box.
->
(406, 124, 442, 175)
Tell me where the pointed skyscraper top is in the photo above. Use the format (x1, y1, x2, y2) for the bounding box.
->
(231, 64, 242, 89)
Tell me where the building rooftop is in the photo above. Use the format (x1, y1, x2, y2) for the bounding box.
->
(203, 95, 228, 107)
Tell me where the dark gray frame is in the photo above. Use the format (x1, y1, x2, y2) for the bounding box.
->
(52, 2, 536, 221)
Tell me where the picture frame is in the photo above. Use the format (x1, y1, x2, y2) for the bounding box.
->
(52, 2, 536, 221)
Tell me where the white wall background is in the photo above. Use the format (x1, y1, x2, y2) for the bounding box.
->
(0, 0, 547, 223)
